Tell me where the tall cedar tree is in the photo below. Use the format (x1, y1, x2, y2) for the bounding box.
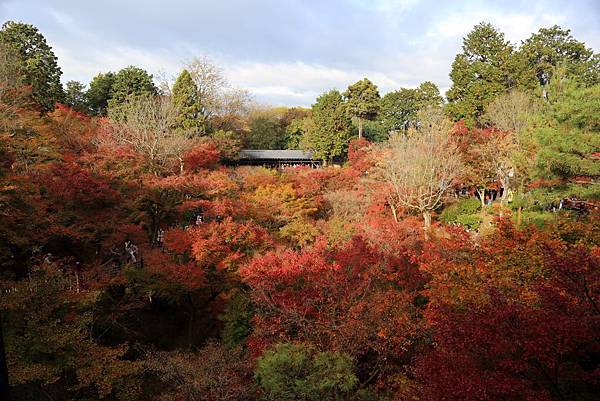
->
(381, 81, 443, 133)
(533, 77, 600, 180)
(301, 90, 352, 163)
(0, 42, 29, 129)
(108, 66, 157, 108)
(0, 21, 63, 111)
(247, 115, 286, 149)
(172, 69, 205, 136)
(86, 72, 115, 115)
(63, 80, 88, 113)
(519, 25, 599, 88)
(446, 22, 516, 126)
(344, 78, 381, 138)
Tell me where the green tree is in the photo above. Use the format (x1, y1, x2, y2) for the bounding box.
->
(171, 69, 205, 136)
(286, 117, 311, 149)
(220, 291, 253, 348)
(519, 25, 599, 89)
(446, 22, 516, 126)
(0, 21, 63, 111)
(301, 90, 352, 163)
(86, 72, 115, 115)
(108, 66, 157, 108)
(63, 80, 88, 113)
(255, 343, 358, 401)
(380, 81, 443, 134)
(416, 81, 444, 109)
(344, 78, 380, 138)
(533, 78, 600, 180)
(247, 115, 286, 149)
(0, 41, 28, 130)
(381, 88, 419, 133)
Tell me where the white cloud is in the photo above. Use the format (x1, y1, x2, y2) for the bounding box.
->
(224, 60, 413, 106)
(427, 10, 566, 45)
(53, 44, 182, 85)
(6, 0, 596, 107)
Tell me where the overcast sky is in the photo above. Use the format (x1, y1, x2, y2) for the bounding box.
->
(1, 0, 599, 106)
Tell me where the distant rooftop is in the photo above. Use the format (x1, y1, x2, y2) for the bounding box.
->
(238, 149, 314, 160)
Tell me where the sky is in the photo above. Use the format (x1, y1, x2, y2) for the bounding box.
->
(1, 0, 599, 106)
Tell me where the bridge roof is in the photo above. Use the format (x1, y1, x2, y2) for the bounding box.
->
(238, 149, 314, 160)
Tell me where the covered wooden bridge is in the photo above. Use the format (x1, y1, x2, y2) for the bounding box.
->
(234, 150, 322, 169)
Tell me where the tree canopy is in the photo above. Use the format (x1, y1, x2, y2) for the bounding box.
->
(520, 25, 599, 88)
(380, 81, 443, 133)
(172, 69, 204, 136)
(301, 89, 352, 162)
(108, 66, 157, 108)
(446, 22, 517, 126)
(86, 72, 115, 115)
(344, 78, 380, 138)
(0, 21, 63, 111)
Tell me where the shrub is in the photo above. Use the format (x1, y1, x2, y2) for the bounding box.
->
(220, 291, 254, 348)
(440, 198, 481, 223)
(255, 343, 358, 401)
(518, 211, 556, 228)
(455, 214, 483, 230)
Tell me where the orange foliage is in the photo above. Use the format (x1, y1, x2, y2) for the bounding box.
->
(183, 140, 220, 171)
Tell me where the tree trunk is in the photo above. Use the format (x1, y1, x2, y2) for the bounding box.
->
(358, 118, 364, 139)
(0, 311, 11, 401)
(517, 206, 523, 226)
(179, 157, 184, 175)
(423, 210, 432, 231)
(390, 203, 398, 223)
(500, 176, 509, 204)
(477, 188, 486, 208)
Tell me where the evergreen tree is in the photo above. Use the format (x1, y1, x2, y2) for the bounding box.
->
(0, 41, 28, 129)
(446, 22, 516, 126)
(108, 66, 157, 108)
(381, 88, 419, 133)
(519, 25, 599, 89)
(381, 81, 443, 133)
(246, 115, 286, 149)
(86, 72, 115, 116)
(0, 21, 63, 112)
(301, 90, 352, 163)
(534, 77, 600, 180)
(255, 343, 358, 401)
(416, 81, 444, 109)
(63, 81, 88, 113)
(286, 117, 309, 149)
(343, 78, 380, 138)
(171, 69, 205, 136)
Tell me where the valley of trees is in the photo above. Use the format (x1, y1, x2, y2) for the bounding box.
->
(0, 19, 599, 401)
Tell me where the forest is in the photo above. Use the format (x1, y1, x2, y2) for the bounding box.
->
(0, 18, 599, 401)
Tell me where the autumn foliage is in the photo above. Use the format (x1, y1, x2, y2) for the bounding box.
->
(1, 25, 599, 401)
(182, 140, 220, 171)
